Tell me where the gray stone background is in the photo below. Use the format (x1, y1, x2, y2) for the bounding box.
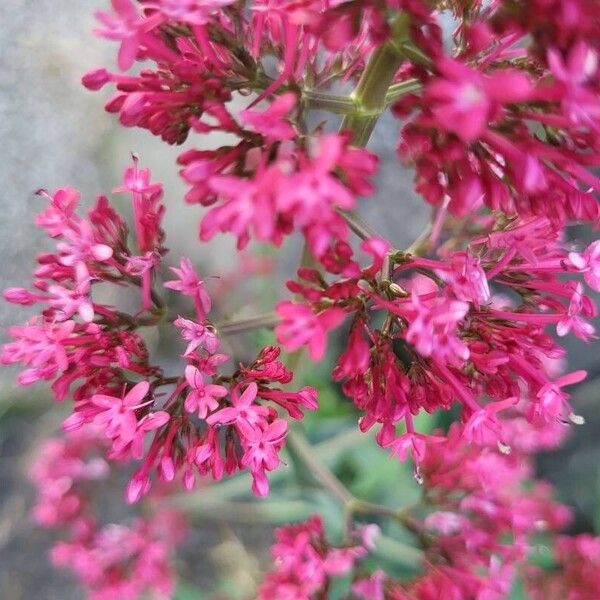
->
(1, 2, 600, 598)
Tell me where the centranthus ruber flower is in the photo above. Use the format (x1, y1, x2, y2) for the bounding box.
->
(90, 381, 155, 444)
(568, 240, 600, 291)
(206, 382, 268, 429)
(275, 301, 345, 360)
(183, 364, 227, 419)
(240, 418, 288, 496)
(173, 316, 219, 356)
(164, 257, 212, 319)
(9, 0, 600, 597)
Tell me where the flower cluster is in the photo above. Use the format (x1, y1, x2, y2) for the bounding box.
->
(3, 162, 317, 505)
(277, 217, 596, 474)
(258, 515, 378, 600)
(526, 533, 600, 600)
(7, 0, 600, 597)
(30, 427, 183, 600)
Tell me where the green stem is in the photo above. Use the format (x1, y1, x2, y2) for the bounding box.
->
(287, 429, 354, 505)
(340, 25, 407, 146)
(302, 78, 422, 115)
(216, 312, 279, 335)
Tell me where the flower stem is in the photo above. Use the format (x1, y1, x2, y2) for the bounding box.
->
(340, 15, 410, 146)
(287, 429, 353, 504)
(216, 312, 279, 335)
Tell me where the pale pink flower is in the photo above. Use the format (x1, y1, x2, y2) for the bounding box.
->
(556, 283, 596, 340)
(568, 240, 600, 291)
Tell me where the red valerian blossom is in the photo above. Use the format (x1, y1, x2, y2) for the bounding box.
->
(8, 0, 600, 596)
(30, 427, 184, 600)
(526, 533, 600, 600)
(3, 161, 318, 507)
(257, 515, 377, 599)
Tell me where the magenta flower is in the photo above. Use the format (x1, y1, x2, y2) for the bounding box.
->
(240, 93, 297, 142)
(183, 365, 227, 419)
(154, 0, 236, 25)
(173, 316, 219, 356)
(164, 257, 212, 319)
(94, 0, 162, 71)
(462, 397, 519, 446)
(535, 370, 587, 422)
(128, 411, 170, 460)
(91, 381, 152, 443)
(240, 418, 288, 496)
(206, 382, 269, 428)
(404, 292, 470, 363)
(275, 301, 345, 361)
(427, 58, 532, 142)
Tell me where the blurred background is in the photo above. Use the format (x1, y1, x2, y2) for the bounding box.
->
(1, 2, 600, 598)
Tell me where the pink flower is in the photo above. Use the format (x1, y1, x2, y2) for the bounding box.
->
(240, 418, 288, 496)
(35, 188, 79, 237)
(240, 93, 297, 142)
(48, 268, 94, 322)
(548, 41, 600, 126)
(352, 570, 386, 600)
(556, 284, 596, 340)
(127, 411, 170, 460)
(275, 301, 345, 361)
(389, 432, 444, 466)
(462, 397, 518, 446)
(164, 257, 212, 319)
(94, 0, 162, 71)
(424, 511, 466, 536)
(427, 58, 532, 142)
(535, 370, 587, 422)
(173, 316, 219, 356)
(183, 365, 227, 419)
(91, 381, 153, 443)
(568, 240, 600, 291)
(1, 319, 75, 384)
(154, 0, 236, 25)
(333, 322, 370, 380)
(56, 219, 113, 275)
(206, 382, 269, 428)
(404, 292, 470, 363)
